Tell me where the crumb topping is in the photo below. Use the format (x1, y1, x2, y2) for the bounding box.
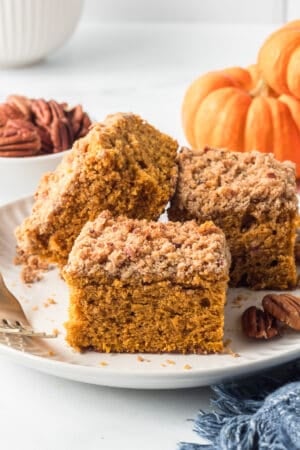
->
(64, 210, 230, 284)
(14, 247, 52, 283)
(172, 147, 298, 219)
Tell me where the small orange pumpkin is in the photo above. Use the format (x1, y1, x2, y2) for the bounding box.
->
(258, 20, 300, 99)
(182, 65, 300, 177)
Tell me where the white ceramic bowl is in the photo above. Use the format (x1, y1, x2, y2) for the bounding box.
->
(0, 150, 70, 203)
(0, 0, 84, 67)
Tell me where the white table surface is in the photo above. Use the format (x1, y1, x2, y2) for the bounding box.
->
(0, 22, 280, 450)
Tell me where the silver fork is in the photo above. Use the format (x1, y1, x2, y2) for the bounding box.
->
(0, 273, 57, 338)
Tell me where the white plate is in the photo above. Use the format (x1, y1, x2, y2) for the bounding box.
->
(0, 196, 299, 389)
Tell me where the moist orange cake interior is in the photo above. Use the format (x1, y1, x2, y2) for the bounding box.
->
(15, 113, 178, 267)
(63, 211, 230, 354)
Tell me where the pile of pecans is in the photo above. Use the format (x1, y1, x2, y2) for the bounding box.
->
(242, 293, 300, 340)
(0, 94, 91, 157)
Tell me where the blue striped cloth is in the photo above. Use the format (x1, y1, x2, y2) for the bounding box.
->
(179, 360, 300, 450)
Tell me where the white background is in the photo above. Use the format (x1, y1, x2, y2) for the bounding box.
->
(81, 0, 300, 23)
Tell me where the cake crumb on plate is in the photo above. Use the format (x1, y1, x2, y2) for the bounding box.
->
(43, 297, 57, 308)
(166, 359, 176, 365)
(137, 355, 151, 362)
(99, 361, 108, 367)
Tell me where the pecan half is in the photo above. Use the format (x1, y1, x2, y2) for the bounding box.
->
(31, 99, 52, 127)
(0, 119, 41, 157)
(68, 105, 92, 139)
(6, 95, 32, 120)
(31, 99, 74, 152)
(50, 117, 73, 152)
(262, 294, 300, 331)
(0, 103, 25, 127)
(36, 126, 53, 153)
(241, 306, 280, 339)
(48, 100, 74, 151)
(78, 112, 92, 138)
(48, 100, 66, 121)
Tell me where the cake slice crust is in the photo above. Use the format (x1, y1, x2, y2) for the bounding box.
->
(16, 113, 178, 266)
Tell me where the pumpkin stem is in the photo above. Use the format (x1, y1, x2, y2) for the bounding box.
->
(250, 79, 270, 97)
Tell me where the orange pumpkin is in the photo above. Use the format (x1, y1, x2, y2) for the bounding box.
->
(258, 20, 300, 99)
(182, 65, 300, 177)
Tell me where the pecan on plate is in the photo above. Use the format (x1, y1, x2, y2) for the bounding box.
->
(262, 294, 300, 331)
(241, 306, 280, 339)
(0, 119, 41, 157)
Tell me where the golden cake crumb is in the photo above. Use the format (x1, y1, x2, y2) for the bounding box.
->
(183, 364, 192, 370)
(43, 298, 57, 308)
(137, 356, 151, 362)
(99, 361, 108, 367)
(137, 356, 150, 363)
(14, 248, 52, 284)
(166, 359, 176, 365)
(32, 305, 39, 311)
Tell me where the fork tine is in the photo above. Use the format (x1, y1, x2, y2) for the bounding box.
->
(0, 272, 57, 339)
(3, 318, 19, 328)
(0, 320, 57, 338)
